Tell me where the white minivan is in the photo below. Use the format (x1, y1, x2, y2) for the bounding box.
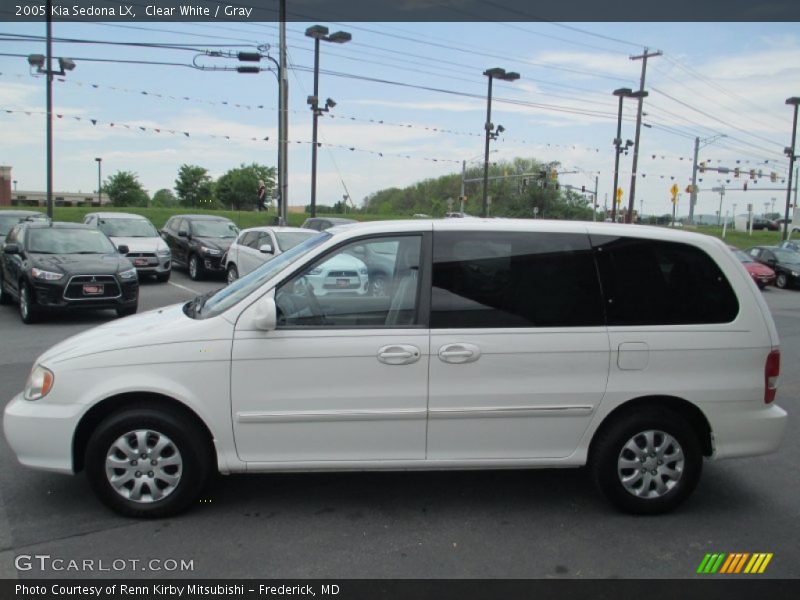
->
(3, 220, 787, 517)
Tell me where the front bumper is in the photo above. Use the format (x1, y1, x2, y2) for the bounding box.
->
(31, 277, 138, 310)
(3, 392, 82, 474)
(708, 402, 787, 459)
(201, 253, 225, 273)
(128, 255, 171, 275)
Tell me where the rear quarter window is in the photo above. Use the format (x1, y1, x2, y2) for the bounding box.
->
(592, 236, 739, 325)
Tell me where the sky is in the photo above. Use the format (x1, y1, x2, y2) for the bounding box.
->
(0, 16, 799, 219)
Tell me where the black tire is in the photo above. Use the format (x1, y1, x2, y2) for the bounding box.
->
(19, 281, 39, 324)
(775, 273, 788, 289)
(0, 276, 10, 305)
(116, 303, 138, 318)
(226, 264, 239, 285)
(590, 407, 702, 515)
(188, 254, 203, 281)
(155, 271, 171, 283)
(85, 405, 212, 518)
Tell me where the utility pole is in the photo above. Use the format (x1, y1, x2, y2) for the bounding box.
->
(593, 175, 599, 221)
(688, 134, 726, 224)
(278, 0, 289, 225)
(627, 48, 661, 224)
(460, 160, 466, 214)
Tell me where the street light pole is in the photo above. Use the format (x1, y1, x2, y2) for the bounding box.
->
(45, 0, 53, 219)
(305, 25, 351, 218)
(481, 67, 519, 218)
(278, 0, 288, 225)
(611, 88, 632, 223)
(782, 97, 800, 241)
(95, 157, 102, 205)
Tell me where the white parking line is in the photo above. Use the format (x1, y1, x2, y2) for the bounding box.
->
(168, 281, 201, 295)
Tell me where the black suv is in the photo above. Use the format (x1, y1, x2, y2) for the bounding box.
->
(161, 215, 239, 280)
(0, 222, 139, 323)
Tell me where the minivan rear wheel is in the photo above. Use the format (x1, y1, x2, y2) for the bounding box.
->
(85, 406, 211, 518)
(590, 407, 702, 515)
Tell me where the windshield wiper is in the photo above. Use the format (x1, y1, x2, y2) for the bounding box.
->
(186, 289, 219, 318)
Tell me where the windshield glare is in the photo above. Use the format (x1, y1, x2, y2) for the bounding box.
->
(199, 232, 330, 319)
(28, 228, 117, 254)
(98, 218, 158, 238)
(774, 250, 800, 264)
(193, 220, 239, 238)
(275, 231, 317, 251)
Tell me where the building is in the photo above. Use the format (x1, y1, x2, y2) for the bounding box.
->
(0, 165, 110, 208)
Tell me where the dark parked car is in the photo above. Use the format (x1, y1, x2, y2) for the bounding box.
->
(751, 218, 779, 231)
(729, 246, 775, 289)
(301, 217, 357, 232)
(746, 246, 800, 289)
(0, 210, 49, 247)
(778, 240, 800, 253)
(0, 222, 139, 323)
(161, 215, 239, 280)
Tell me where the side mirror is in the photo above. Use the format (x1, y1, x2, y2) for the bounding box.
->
(4, 243, 19, 255)
(259, 243, 273, 254)
(178, 230, 188, 238)
(118, 245, 129, 255)
(253, 296, 277, 331)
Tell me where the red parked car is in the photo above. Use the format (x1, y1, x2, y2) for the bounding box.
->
(729, 246, 775, 289)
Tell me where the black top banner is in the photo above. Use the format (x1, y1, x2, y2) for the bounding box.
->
(3, 0, 800, 23)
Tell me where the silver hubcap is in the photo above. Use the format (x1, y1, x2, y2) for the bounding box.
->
(617, 430, 684, 499)
(105, 429, 183, 503)
(189, 258, 197, 278)
(20, 287, 29, 319)
(227, 267, 237, 283)
(777, 274, 786, 287)
(370, 277, 386, 297)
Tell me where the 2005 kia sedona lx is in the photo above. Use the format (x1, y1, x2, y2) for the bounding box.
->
(3, 220, 787, 517)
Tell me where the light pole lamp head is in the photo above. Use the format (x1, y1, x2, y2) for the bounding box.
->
(27, 54, 45, 69)
(95, 157, 102, 163)
(629, 90, 648, 99)
(307, 94, 319, 107)
(58, 57, 76, 72)
(484, 67, 507, 79)
(613, 87, 633, 97)
(327, 31, 352, 44)
(786, 97, 800, 107)
(325, 98, 336, 109)
(496, 125, 505, 133)
(305, 25, 329, 39)
(501, 71, 520, 82)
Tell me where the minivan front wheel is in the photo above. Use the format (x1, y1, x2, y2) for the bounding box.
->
(590, 408, 702, 515)
(85, 407, 211, 518)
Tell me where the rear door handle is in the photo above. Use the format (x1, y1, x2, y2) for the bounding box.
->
(377, 344, 421, 365)
(438, 343, 481, 364)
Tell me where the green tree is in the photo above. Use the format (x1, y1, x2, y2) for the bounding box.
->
(215, 163, 276, 210)
(152, 188, 179, 207)
(175, 164, 214, 208)
(104, 171, 149, 207)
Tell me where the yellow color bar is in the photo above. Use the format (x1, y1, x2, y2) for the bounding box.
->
(758, 554, 773, 574)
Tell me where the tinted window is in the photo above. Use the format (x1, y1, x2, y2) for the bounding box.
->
(431, 231, 603, 328)
(27, 228, 117, 255)
(239, 231, 258, 248)
(592, 236, 739, 325)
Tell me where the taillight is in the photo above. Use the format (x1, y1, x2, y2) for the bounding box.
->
(765, 349, 780, 404)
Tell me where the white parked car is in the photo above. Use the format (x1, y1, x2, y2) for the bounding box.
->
(83, 212, 171, 282)
(3, 219, 787, 518)
(224, 226, 318, 284)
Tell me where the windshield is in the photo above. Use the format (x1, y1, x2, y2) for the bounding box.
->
(275, 231, 318, 251)
(195, 232, 331, 319)
(732, 249, 753, 263)
(28, 228, 117, 254)
(98, 218, 158, 238)
(0, 214, 45, 236)
(774, 250, 800, 264)
(192, 220, 239, 238)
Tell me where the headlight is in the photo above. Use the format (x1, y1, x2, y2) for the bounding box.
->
(24, 365, 54, 401)
(118, 268, 137, 280)
(201, 246, 221, 256)
(31, 268, 63, 281)
(360, 268, 368, 275)
(156, 248, 171, 257)
(792, 271, 799, 278)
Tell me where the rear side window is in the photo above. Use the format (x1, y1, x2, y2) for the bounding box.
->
(592, 236, 739, 325)
(431, 231, 604, 328)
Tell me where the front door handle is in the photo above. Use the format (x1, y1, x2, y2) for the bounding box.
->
(438, 343, 481, 364)
(377, 344, 421, 365)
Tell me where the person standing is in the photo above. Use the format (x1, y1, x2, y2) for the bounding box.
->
(257, 181, 266, 211)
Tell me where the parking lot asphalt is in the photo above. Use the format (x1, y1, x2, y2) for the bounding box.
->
(0, 272, 798, 579)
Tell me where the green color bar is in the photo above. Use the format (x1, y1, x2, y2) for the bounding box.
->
(710, 553, 727, 574)
(697, 554, 713, 574)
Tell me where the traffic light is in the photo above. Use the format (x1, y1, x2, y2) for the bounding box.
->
(749, 169, 756, 180)
(734, 167, 740, 178)
(581, 185, 586, 193)
(699, 161, 706, 173)
(550, 168, 558, 180)
(743, 182, 748, 191)
(770, 171, 777, 182)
